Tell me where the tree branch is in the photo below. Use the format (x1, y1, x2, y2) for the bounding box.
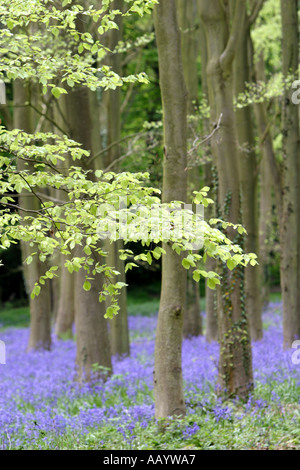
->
(88, 131, 148, 166)
(220, 1, 246, 71)
(185, 114, 222, 170)
(248, 0, 265, 26)
(28, 102, 68, 135)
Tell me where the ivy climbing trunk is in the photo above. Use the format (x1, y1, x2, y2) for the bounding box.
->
(198, 0, 253, 399)
(234, 16, 262, 341)
(153, 0, 188, 418)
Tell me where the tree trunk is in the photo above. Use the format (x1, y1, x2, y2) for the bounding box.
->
(104, 0, 130, 357)
(153, 0, 188, 418)
(74, 247, 112, 382)
(106, 240, 129, 357)
(254, 54, 279, 308)
(176, 0, 202, 338)
(258, 150, 274, 308)
(280, 0, 300, 348)
(54, 253, 75, 339)
(52, 96, 75, 339)
(13, 79, 52, 351)
(65, 85, 112, 380)
(198, 15, 218, 341)
(198, 0, 253, 399)
(234, 20, 262, 341)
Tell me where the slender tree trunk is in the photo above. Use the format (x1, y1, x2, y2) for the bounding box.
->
(198, 14, 218, 341)
(52, 96, 75, 339)
(153, 0, 188, 418)
(54, 253, 75, 339)
(65, 86, 112, 380)
(199, 0, 253, 399)
(253, 48, 284, 311)
(254, 55, 280, 308)
(74, 248, 112, 382)
(106, 240, 129, 357)
(14, 79, 52, 351)
(280, 0, 300, 348)
(104, 0, 130, 357)
(204, 165, 219, 342)
(234, 20, 262, 341)
(176, 0, 202, 338)
(258, 151, 274, 308)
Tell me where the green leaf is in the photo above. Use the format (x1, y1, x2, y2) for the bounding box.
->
(84, 245, 92, 255)
(31, 284, 41, 299)
(227, 259, 236, 271)
(51, 87, 67, 99)
(182, 258, 190, 269)
(207, 278, 219, 290)
(83, 280, 91, 291)
(238, 225, 247, 235)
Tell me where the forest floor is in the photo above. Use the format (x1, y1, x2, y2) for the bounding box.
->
(0, 295, 299, 450)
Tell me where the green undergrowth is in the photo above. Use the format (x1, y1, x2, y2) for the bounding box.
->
(11, 383, 300, 450)
(0, 288, 282, 328)
(0, 304, 30, 329)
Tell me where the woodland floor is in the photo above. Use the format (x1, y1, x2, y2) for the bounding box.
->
(0, 299, 299, 450)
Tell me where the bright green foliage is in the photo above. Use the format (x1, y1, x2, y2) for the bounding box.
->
(235, 0, 299, 109)
(0, 0, 257, 318)
(0, 0, 157, 91)
(0, 128, 257, 314)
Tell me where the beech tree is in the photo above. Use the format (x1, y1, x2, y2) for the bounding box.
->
(198, 0, 254, 399)
(233, 2, 264, 341)
(153, 0, 188, 418)
(176, 0, 202, 339)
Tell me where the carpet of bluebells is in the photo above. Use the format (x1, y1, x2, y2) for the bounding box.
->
(0, 301, 300, 450)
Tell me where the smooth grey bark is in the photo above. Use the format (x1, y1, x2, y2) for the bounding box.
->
(74, 246, 112, 382)
(254, 55, 279, 308)
(198, 14, 218, 342)
(65, 86, 112, 381)
(14, 79, 52, 351)
(104, 0, 130, 357)
(280, 0, 300, 348)
(53, 96, 75, 339)
(177, 0, 202, 338)
(54, 253, 75, 339)
(153, 0, 188, 418)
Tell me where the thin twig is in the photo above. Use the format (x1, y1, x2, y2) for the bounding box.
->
(88, 131, 148, 166)
(185, 113, 222, 170)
